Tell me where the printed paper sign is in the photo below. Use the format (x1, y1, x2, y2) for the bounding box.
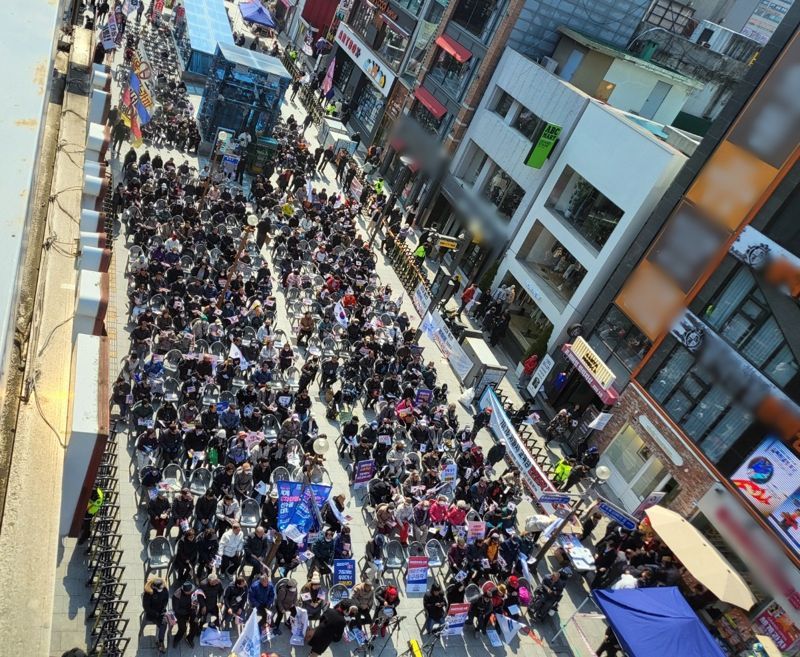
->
(406, 556, 429, 593)
(442, 603, 470, 636)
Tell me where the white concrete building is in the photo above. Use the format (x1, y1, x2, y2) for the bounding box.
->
(431, 48, 691, 360)
(496, 100, 687, 357)
(434, 49, 590, 263)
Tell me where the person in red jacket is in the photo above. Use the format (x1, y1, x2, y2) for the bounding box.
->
(457, 283, 477, 318)
(518, 353, 539, 390)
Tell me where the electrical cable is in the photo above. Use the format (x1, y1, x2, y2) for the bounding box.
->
(29, 373, 68, 449)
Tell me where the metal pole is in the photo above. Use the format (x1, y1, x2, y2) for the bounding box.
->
(551, 596, 592, 642)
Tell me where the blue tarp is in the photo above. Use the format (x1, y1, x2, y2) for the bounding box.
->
(239, 1, 276, 28)
(593, 588, 727, 657)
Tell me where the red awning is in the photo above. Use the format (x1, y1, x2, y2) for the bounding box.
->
(435, 34, 472, 63)
(414, 86, 447, 120)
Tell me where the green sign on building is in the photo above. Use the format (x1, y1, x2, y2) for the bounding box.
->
(525, 123, 562, 169)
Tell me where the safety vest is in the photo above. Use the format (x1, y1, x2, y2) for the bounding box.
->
(87, 487, 105, 516)
(374, 180, 384, 194)
(554, 459, 572, 483)
(413, 245, 425, 258)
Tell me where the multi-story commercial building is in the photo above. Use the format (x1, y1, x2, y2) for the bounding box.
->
(326, 0, 449, 146)
(527, 7, 800, 648)
(429, 48, 693, 361)
(375, 0, 657, 207)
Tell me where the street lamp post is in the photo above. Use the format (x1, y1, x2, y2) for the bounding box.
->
(529, 465, 611, 566)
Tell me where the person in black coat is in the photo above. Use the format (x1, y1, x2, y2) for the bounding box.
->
(173, 529, 199, 583)
(308, 605, 348, 657)
(143, 578, 169, 652)
(172, 581, 201, 647)
(195, 528, 219, 580)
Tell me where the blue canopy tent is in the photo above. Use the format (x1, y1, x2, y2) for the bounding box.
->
(592, 588, 727, 657)
(239, 1, 276, 29)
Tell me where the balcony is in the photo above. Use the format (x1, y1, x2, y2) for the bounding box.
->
(545, 166, 623, 252)
(516, 222, 587, 307)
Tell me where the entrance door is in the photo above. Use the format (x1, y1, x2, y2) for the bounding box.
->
(600, 424, 669, 511)
(640, 81, 672, 119)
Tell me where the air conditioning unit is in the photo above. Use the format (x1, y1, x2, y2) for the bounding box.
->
(540, 56, 558, 73)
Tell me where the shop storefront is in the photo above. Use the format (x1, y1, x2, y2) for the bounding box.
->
(600, 423, 672, 510)
(542, 336, 619, 452)
(696, 485, 800, 654)
(333, 22, 396, 143)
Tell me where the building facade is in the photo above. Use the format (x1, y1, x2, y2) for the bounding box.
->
(528, 6, 800, 644)
(329, 0, 448, 145)
(380, 0, 655, 225)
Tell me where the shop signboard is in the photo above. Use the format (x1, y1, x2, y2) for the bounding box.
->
(561, 340, 618, 405)
(524, 123, 562, 169)
(754, 602, 800, 652)
(730, 437, 800, 557)
(729, 225, 800, 301)
(527, 354, 554, 398)
(334, 24, 396, 97)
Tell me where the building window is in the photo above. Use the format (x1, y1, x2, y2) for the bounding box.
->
(546, 166, 624, 251)
(643, 0, 695, 35)
(353, 84, 385, 132)
(517, 223, 588, 303)
(428, 48, 471, 98)
(589, 304, 652, 372)
(403, 0, 447, 82)
(491, 90, 514, 118)
(394, 0, 424, 16)
(702, 267, 799, 387)
(482, 165, 524, 220)
(410, 99, 443, 135)
(349, 0, 377, 41)
(451, 0, 503, 39)
(513, 108, 545, 141)
(457, 142, 488, 186)
(645, 345, 752, 464)
(375, 20, 410, 72)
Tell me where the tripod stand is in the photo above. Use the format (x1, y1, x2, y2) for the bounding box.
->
(351, 614, 406, 657)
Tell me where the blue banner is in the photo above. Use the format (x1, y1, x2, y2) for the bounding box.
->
(333, 559, 356, 589)
(277, 480, 304, 530)
(277, 481, 332, 532)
